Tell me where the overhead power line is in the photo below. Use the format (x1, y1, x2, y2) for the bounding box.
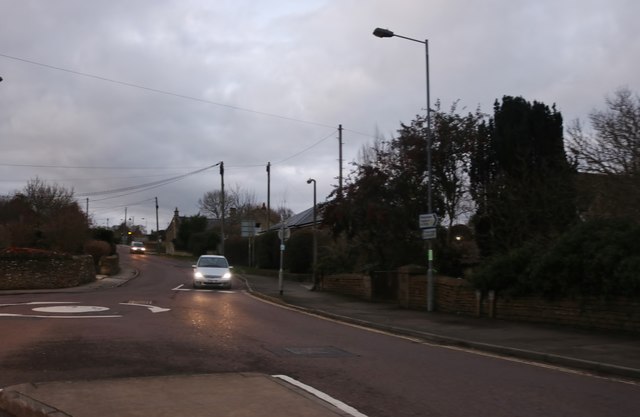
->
(77, 164, 217, 197)
(0, 52, 337, 130)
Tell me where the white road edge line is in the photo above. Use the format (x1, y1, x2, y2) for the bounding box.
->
(272, 374, 368, 417)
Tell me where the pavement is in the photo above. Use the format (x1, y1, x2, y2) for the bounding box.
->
(2, 265, 640, 417)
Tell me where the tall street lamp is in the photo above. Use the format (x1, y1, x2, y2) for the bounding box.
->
(306, 178, 318, 290)
(373, 27, 435, 312)
(219, 161, 225, 255)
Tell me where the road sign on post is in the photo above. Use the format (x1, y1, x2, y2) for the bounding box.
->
(277, 227, 291, 241)
(419, 213, 438, 229)
(422, 228, 437, 240)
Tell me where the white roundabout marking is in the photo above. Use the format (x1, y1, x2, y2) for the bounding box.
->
(32, 305, 110, 313)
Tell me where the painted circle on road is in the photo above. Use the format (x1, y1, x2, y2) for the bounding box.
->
(32, 306, 110, 313)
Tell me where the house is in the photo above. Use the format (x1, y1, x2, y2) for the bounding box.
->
(269, 206, 323, 232)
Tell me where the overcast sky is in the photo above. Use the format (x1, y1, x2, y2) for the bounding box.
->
(1, 0, 638, 231)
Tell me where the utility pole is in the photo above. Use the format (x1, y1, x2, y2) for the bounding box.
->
(155, 197, 160, 253)
(266, 162, 271, 230)
(338, 124, 343, 199)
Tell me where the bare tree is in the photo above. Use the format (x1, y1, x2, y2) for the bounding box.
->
(567, 87, 640, 175)
(198, 184, 257, 220)
(567, 88, 640, 220)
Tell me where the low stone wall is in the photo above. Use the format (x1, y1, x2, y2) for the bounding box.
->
(492, 295, 640, 333)
(98, 254, 120, 275)
(0, 254, 96, 290)
(397, 268, 640, 333)
(321, 273, 372, 300)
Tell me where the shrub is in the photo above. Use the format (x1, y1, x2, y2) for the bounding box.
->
(91, 228, 117, 255)
(286, 230, 313, 273)
(255, 231, 279, 269)
(83, 240, 112, 267)
(530, 219, 640, 298)
(188, 231, 220, 257)
(472, 219, 640, 299)
(470, 240, 544, 294)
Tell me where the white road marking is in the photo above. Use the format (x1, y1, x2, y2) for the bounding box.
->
(32, 305, 110, 313)
(0, 301, 78, 307)
(273, 375, 368, 417)
(120, 302, 170, 313)
(0, 313, 121, 319)
(172, 284, 235, 293)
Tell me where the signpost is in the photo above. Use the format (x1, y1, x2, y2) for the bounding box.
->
(419, 213, 438, 240)
(278, 226, 290, 295)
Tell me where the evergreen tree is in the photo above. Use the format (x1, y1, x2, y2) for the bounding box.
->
(470, 96, 577, 256)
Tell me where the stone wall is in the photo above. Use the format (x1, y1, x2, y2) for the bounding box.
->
(325, 266, 640, 333)
(396, 269, 640, 333)
(0, 254, 96, 290)
(321, 273, 372, 300)
(492, 295, 640, 333)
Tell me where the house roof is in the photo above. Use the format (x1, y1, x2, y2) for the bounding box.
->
(270, 206, 323, 231)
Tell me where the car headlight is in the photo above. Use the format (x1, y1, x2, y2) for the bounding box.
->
(222, 272, 232, 279)
(194, 271, 204, 279)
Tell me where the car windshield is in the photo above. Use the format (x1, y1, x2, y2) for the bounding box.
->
(198, 257, 228, 268)
(132, 242, 144, 247)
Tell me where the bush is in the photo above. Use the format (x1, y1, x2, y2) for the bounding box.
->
(286, 230, 313, 273)
(472, 219, 640, 299)
(470, 240, 544, 294)
(530, 219, 640, 298)
(255, 231, 279, 269)
(188, 231, 220, 257)
(83, 240, 112, 267)
(91, 228, 117, 255)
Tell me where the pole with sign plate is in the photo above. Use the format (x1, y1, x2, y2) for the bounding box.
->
(277, 225, 290, 295)
(419, 213, 437, 310)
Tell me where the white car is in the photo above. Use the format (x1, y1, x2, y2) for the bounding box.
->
(192, 255, 232, 289)
(130, 241, 146, 254)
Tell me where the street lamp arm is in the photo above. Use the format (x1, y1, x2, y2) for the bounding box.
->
(373, 27, 425, 45)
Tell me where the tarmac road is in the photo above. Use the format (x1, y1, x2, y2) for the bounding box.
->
(1, 248, 639, 417)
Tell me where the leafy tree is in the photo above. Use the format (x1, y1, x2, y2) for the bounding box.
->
(323, 105, 485, 272)
(431, 101, 485, 234)
(323, 115, 430, 271)
(470, 96, 577, 256)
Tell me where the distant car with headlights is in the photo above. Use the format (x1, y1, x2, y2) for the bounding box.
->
(130, 241, 146, 254)
(192, 255, 232, 289)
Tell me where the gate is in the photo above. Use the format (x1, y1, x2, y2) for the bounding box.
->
(371, 270, 398, 301)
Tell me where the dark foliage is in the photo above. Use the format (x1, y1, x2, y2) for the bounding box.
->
(470, 96, 577, 256)
(471, 219, 640, 299)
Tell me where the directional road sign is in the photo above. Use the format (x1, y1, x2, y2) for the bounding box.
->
(422, 228, 437, 240)
(419, 213, 438, 229)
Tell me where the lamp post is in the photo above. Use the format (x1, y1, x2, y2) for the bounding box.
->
(373, 27, 435, 312)
(306, 178, 318, 290)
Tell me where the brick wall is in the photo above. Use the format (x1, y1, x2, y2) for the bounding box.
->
(493, 295, 640, 332)
(0, 255, 96, 290)
(321, 273, 372, 299)
(350, 267, 640, 333)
